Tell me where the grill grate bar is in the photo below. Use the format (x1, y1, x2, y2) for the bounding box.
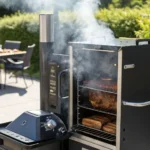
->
(73, 124, 116, 142)
(79, 124, 116, 136)
(79, 85, 117, 95)
(78, 104, 116, 116)
(79, 126, 113, 140)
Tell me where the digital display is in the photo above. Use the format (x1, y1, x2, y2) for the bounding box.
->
(49, 63, 59, 108)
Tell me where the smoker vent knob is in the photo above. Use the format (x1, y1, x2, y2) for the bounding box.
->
(47, 119, 57, 130)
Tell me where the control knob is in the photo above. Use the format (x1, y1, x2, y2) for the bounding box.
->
(46, 119, 57, 130)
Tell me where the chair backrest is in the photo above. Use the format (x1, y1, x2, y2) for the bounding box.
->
(3, 40, 21, 50)
(23, 44, 36, 69)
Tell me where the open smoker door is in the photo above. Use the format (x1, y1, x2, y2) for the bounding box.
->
(118, 45, 150, 150)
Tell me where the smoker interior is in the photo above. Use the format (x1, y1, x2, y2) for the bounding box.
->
(71, 44, 118, 146)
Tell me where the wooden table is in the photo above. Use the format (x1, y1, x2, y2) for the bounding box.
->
(0, 49, 26, 58)
(0, 49, 26, 89)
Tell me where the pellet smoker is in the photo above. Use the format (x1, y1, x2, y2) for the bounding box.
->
(0, 12, 150, 150)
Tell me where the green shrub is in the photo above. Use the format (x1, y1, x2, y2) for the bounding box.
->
(0, 12, 39, 75)
(95, 7, 150, 38)
(135, 18, 150, 38)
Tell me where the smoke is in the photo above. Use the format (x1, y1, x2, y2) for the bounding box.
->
(73, 0, 115, 44)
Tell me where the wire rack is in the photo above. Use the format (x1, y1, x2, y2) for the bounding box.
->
(79, 85, 117, 95)
(73, 124, 116, 142)
(78, 103, 116, 116)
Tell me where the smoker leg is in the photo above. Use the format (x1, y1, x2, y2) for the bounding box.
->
(22, 71, 27, 88)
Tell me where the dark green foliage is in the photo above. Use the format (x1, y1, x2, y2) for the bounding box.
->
(100, 0, 112, 8)
(0, 7, 15, 17)
(111, 0, 149, 8)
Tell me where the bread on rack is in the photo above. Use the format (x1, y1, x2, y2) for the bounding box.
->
(82, 115, 110, 130)
(102, 122, 116, 134)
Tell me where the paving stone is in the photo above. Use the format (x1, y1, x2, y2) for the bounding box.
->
(0, 71, 40, 123)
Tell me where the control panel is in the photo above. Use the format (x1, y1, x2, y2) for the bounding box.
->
(49, 62, 59, 109)
(0, 111, 67, 144)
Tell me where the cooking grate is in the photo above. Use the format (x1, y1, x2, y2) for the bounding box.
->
(79, 85, 117, 95)
(78, 104, 116, 116)
(73, 124, 116, 142)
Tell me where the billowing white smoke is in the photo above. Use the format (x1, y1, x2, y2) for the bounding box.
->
(74, 0, 115, 44)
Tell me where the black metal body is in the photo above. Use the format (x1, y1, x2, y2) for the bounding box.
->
(120, 45, 150, 150)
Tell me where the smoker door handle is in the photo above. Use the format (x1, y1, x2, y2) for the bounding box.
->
(58, 69, 69, 99)
(136, 39, 150, 45)
(123, 101, 150, 107)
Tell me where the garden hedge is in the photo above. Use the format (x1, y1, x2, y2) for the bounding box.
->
(95, 7, 150, 38)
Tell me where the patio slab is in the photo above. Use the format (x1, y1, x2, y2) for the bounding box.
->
(0, 71, 40, 123)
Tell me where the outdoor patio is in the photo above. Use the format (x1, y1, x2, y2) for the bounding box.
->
(0, 71, 40, 123)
